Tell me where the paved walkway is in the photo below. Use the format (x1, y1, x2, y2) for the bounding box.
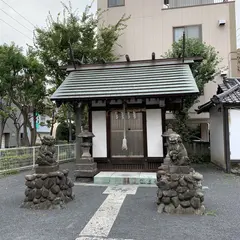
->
(0, 163, 240, 240)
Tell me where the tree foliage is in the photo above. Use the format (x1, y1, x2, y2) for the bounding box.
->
(0, 44, 47, 146)
(34, 2, 129, 87)
(56, 122, 75, 142)
(165, 38, 221, 141)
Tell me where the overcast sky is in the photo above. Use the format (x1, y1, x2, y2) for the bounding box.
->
(0, 0, 240, 51)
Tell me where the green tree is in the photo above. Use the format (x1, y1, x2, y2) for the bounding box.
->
(56, 122, 75, 142)
(34, 2, 129, 87)
(0, 96, 11, 147)
(165, 38, 221, 142)
(34, 2, 129, 132)
(0, 44, 47, 146)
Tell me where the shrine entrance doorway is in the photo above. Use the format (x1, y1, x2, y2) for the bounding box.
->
(110, 109, 146, 171)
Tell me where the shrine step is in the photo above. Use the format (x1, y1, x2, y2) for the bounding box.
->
(94, 172, 156, 185)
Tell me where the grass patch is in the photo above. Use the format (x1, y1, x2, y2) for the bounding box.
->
(205, 210, 217, 216)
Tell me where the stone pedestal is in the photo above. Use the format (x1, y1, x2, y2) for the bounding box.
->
(35, 163, 59, 174)
(21, 169, 74, 210)
(156, 165, 205, 215)
(75, 157, 98, 178)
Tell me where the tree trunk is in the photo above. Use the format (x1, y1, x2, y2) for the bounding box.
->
(0, 124, 4, 149)
(22, 112, 30, 146)
(16, 127, 20, 147)
(50, 109, 55, 136)
(31, 109, 37, 146)
(68, 109, 72, 143)
(0, 118, 8, 149)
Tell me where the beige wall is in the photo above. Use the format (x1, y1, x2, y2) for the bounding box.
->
(98, 0, 237, 121)
(209, 106, 226, 170)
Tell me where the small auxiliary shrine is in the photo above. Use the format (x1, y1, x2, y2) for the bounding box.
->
(51, 55, 199, 173)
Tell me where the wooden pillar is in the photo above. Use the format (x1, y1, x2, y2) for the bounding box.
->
(75, 102, 82, 163)
(161, 108, 167, 157)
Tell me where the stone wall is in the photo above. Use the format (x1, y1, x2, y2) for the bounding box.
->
(21, 169, 74, 210)
(156, 166, 205, 215)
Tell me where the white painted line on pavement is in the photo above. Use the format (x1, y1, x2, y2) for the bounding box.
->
(76, 186, 138, 240)
(76, 237, 133, 240)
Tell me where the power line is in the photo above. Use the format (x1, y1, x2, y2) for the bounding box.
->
(0, 0, 35, 27)
(0, 8, 32, 32)
(0, 19, 33, 41)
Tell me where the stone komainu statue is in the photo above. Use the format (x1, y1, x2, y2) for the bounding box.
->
(36, 136, 57, 166)
(168, 133, 190, 166)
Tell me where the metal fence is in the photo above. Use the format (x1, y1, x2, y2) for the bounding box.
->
(0, 144, 76, 174)
(165, 0, 233, 9)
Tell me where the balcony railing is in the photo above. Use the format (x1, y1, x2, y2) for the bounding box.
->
(163, 0, 233, 9)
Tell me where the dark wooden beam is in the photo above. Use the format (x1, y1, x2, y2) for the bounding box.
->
(152, 52, 155, 60)
(106, 100, 111, 160)
(223, 106, 231, 173)
(125, 54, 130, 62)
(161, 108, 167, 157)
(142, 99, 148, 161)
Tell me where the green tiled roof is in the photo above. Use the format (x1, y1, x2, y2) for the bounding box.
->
(51, 62, 199, 100)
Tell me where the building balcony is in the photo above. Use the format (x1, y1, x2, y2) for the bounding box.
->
(163, 0, 234, 9)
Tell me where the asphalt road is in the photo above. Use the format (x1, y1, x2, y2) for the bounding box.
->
(0, 163, 240, 240)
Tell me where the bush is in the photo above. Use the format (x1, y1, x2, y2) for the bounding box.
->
(56, 122, 76, 142)
(189, 153, 211, 164)
(0, 154, 33, 171)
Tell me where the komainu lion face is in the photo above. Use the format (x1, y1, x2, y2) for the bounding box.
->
(169, 133, 182, 145)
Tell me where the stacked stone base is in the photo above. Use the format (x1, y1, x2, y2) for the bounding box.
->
(75, 157, 98, 178)
(156, 166, 205, 215)
(21, 169, 74, 210)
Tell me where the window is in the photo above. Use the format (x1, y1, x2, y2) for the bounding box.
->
(108, 0, 125, 8)
(173, 25, 202, 42)
(40, 115, 46, 123)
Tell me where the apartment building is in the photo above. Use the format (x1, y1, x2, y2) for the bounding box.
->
(97, 0, 237, 140)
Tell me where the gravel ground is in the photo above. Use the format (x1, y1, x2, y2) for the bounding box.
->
(0, 163, 240, 240)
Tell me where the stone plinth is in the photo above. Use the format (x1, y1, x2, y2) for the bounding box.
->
(156, 165, 205, 215)
(75, 157, 98, 178)
(21, 169, 74, 210)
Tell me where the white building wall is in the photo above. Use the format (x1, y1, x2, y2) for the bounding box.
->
(92, 111, 107, 158)
(228, 109, 240, 160)
(209, 107, 226, 169)
(146, 109, 163, 157)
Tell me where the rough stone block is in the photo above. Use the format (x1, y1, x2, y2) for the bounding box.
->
(191, 197, 201, 209)
(180, 201, 191, 208)
(157, 203, 165, 213)
(157, 179, 170, 190)
(179, 178, 187, 186)
(164, 203, 176, 214)
(192, 172, 203, 181)
(171, 196, 180, 208)
(163, 190, 177, 197)
(35, 178, 44, 189)
(162, 197, 171, 204)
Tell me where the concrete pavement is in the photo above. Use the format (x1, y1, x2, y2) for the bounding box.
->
(0, 163, 240, 240)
